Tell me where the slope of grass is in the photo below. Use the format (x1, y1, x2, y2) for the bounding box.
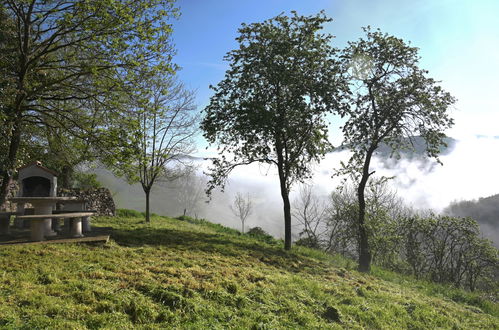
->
(0, 213, 497, 329)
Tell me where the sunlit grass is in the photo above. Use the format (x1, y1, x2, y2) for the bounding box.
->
(0, 213, 497, 328)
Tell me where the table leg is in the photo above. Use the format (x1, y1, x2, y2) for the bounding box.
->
(34, 204, 57, 237)
(30, 219, 45, 241)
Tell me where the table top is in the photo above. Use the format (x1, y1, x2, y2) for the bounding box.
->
(8, 197, 78, 203)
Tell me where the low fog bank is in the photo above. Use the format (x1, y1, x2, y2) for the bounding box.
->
(93, 135, 498, 244)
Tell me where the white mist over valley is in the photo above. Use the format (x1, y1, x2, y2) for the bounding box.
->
(94, 134, 499, 246)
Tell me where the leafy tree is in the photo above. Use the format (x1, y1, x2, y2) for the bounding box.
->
(230, 192, 253, 233)
(201, 11, 346, 250)
(0, 0, 178, 207)
(337, 28, 455, 272)
(108, 75, 198, 223)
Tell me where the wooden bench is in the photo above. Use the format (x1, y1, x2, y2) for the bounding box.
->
(16, 212, 94, 241)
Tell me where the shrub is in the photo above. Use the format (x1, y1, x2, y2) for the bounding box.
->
(295, 236, 321, 249)
(400, 215, 499, 291)
(72, 172, 102, 189)
(116, 209, 143, 218)
(246, 227, 275, 244)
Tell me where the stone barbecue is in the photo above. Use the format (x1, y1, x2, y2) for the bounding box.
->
(18, 161, 58, 197)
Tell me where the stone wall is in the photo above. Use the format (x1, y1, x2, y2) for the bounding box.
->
(57, 188, 116, 216)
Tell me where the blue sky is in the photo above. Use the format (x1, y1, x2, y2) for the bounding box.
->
(171, 0, 499, 148)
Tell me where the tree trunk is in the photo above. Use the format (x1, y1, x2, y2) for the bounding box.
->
(144, 188, 151, 223)
(0, 122, 22, 209)
(0, 172, 13, 211)
(357, 148, 375, 273)
(60, 165, 74, 189)
(277, 161, 292, 250)
(357, 179, 371, 272)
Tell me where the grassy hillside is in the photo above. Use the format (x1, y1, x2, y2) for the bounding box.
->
(0, 213, 497, 329)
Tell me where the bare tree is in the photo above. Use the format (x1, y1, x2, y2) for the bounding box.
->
(230, 192, 253, 233)
(326, 184, 359, 256)
(172, 166, 207, 218)
(110, 75, 198, 223)
(292, 184, 328, 248)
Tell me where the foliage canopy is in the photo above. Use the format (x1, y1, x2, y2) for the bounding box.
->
(0, 0, 178, 205)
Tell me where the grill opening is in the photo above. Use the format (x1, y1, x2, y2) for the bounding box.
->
(22, 176, 51, 197)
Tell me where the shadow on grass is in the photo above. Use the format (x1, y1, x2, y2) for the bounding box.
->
(109, 225, 329, 274)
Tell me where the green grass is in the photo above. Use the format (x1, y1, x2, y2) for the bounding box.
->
(0, 212, 497, 329)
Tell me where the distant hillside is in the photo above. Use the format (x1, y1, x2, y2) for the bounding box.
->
(444, 194, 499, 246)
(445, 194, 499, 227)
(0, 214, 497, 328)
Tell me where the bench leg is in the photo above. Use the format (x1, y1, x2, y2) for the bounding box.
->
(70, 217, 84, 238)
(31, 219, 45, 241)
(82, 216, 91, 232)
(42, 218, 57, 237)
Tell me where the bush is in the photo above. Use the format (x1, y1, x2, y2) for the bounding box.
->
(116, 209, 143, 218)
(400, 215, 499, 291)
(72, 172, 102, 189)
(246, 227, 275, 244)
(295, 236, 321, 249)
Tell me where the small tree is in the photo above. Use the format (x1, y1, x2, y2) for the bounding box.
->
(337, 28, 455, 272)
(230, 192, 253, 233)
(292, 184, 328, 249)
(110, 76, 198, 223)
(201, 11, 346, 250)
(173, 166, 206, 218)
